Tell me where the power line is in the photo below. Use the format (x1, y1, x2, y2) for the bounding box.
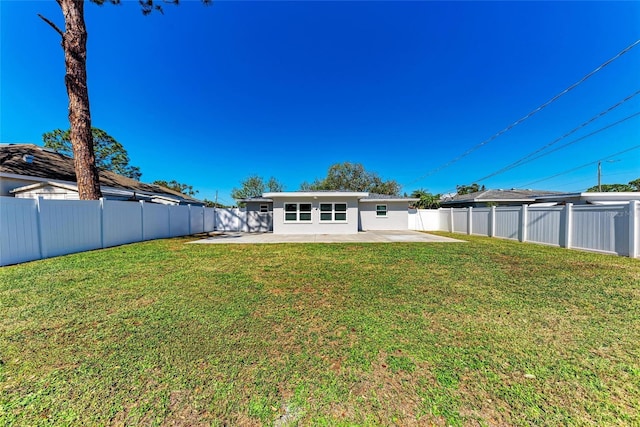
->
(518, 145, 640, 188)
(435, 110, 640, 196)
(406, 38, 640, 186)
(501, 111, 640, 169)
(472, 90, 640, 182)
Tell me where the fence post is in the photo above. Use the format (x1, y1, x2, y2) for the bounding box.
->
(489, 206, 496, 237)
(187, 204, 192, 235)
(140, 200, 145, 241)
(243, 208, 248, 232)
(562, 203, 573, 249)
(99, 197, 105, 249)
(467, 207, 473, 235)
(35, 197, 44, 260)
(449, 208, 454, 232)
(520, 204, 528, 242)
(629, 200, 638, 258)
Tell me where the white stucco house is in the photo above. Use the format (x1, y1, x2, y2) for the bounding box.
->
(241, 191, 418, 234)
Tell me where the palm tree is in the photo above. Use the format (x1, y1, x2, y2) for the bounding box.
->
(410, 189, 441, 209)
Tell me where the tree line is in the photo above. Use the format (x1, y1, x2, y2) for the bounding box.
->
(42, 126, 638, 210)
(41, 127, 441, 208)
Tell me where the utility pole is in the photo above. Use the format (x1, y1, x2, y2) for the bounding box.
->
(598, 159, 620, 191)
(598, 161, 602, 192)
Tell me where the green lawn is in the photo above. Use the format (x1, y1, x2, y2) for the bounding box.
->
(1, 233, 639, 426)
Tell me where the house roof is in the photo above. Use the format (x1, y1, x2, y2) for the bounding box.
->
(257, 191, 418, 202)
(263, 191, 370, 198)
(360, 193, 419, 202)
(239, 197, 274, 203)
(441, 189, 562, 205)
(534, 192, 640, 205)
(0, 143, 203, 205)
(9, 181, 186, 204)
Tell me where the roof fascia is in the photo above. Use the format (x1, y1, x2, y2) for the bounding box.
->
(263, 191, 369, 198)
(359, 198, 420, 202)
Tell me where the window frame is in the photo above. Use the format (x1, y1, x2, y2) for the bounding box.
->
(259, 204, 269, 213)
(319, 202, 348, 222)
(284, 203, 312, 222)
(376, 204, 387, 217)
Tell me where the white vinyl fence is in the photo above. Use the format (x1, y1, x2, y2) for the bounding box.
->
(3, 197, 638, 265)
(409, 202, 639, 258)
(0, 197, 246, 266)
(214, 208, 247, 232)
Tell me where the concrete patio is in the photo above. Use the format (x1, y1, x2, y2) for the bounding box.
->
(191, 230, 463, 244)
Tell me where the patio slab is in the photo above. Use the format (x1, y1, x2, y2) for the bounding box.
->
(190, 230, 463, 244)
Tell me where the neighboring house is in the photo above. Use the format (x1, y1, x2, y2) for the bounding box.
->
(242, 191, 418, 234)
(533, 192, 640, 205)
(440, 189, 562, 208)
(0, 143, 204, 206)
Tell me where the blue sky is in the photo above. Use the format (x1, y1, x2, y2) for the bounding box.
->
(2, 1, 639, 205)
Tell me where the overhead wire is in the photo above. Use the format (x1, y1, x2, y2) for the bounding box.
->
(495, 111, 640, 170)
(406, 38, 640, 186)
(471, 89, 640, 182)
(436, 113, 640, 196)
(518, 144, 640, 188)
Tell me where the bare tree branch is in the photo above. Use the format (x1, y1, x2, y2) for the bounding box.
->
(38, 14, 64, 39)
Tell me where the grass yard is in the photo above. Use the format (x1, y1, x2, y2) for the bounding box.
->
(1, 233, 639, 426)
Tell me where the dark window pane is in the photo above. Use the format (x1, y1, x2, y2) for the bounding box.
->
(285, 213, 297, 221)
(335, 203, 347, 212)
(300, 204, 312, 212)
(320, 213, 332, 221)
(300, 212, 311, 221)
(285, 204, 297, 212)
(335, 213, 347, 221)
(320, 204, 332, 212)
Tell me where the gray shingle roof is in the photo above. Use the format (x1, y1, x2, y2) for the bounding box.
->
(361, 193, 419, 201)
(441, 189, 563, 204)
(0, 144, 202, 204)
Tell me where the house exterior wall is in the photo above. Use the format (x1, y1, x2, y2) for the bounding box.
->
(0, 176, 34, 196)
(13, 184, 81, 200)
(12, 184, 135, 202)
(359, 201, 410, 231)
(271, 196, 360, 234)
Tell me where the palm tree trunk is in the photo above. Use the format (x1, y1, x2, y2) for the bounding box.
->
(59, 0, 102, 199)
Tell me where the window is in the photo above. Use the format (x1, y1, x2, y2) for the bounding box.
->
(300, 204, 312, 221)
(260, 204, 269, 213)
(319, 203, 348, 222)
(284, 203, 312, 222)
(285, 203, 297, 221)
(376, 204, 387, 217)
(320, 203, 332, 221)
